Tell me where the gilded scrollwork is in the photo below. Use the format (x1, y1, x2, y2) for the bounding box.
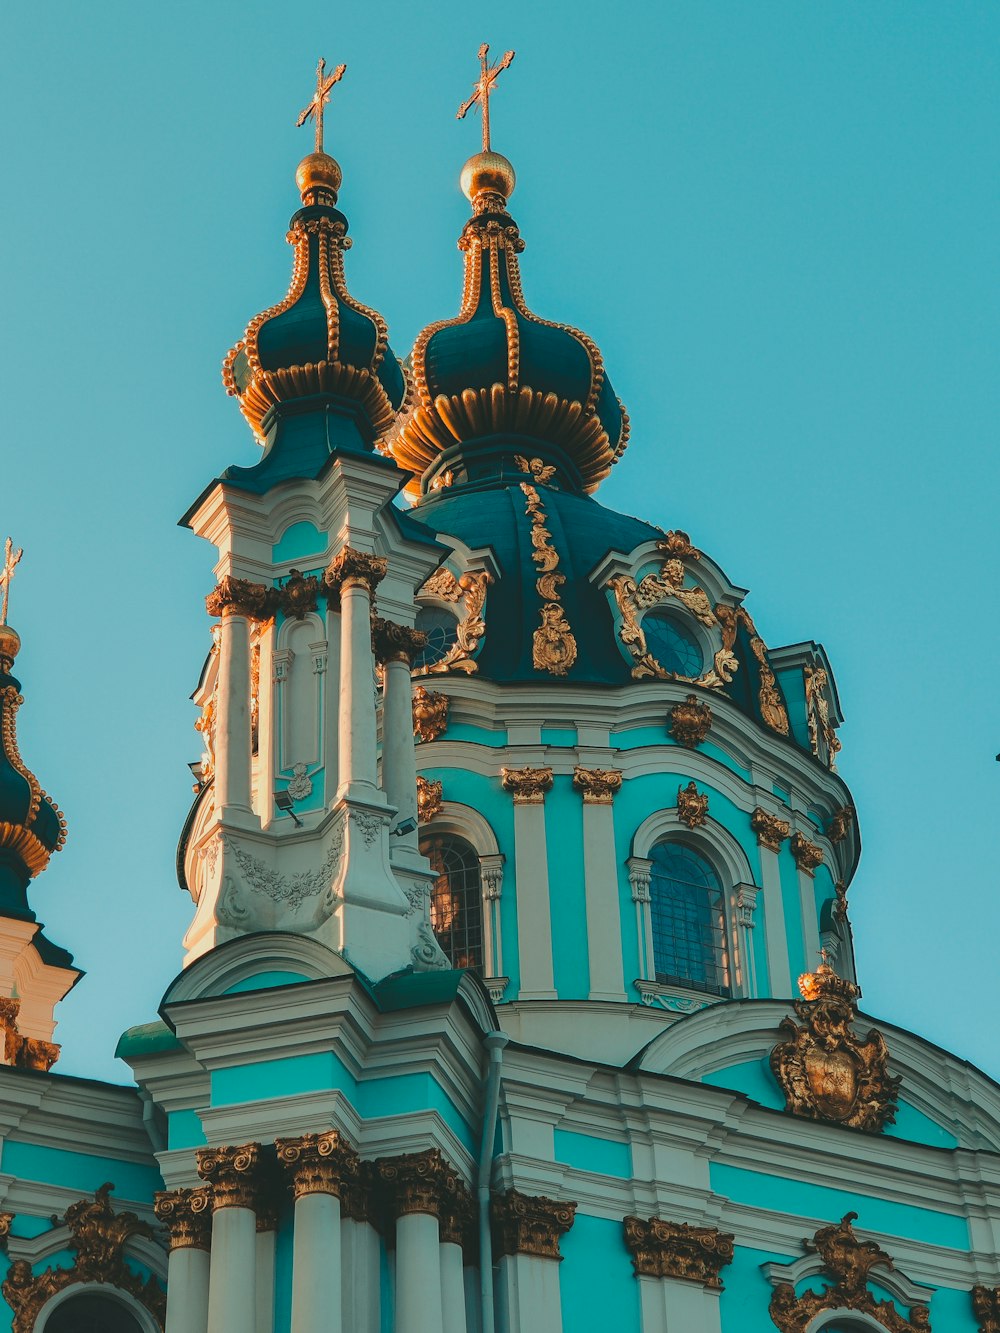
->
(324, 547, 388, 596)
(751, 807, 790, 854)
(412, 685, 449, 743)
(278, 568, 321, 619)
(676, 781, 709, 829)
(622, 1215, 734, 1289)
(491, 1189, 577, 1260)
(735, 606, 789, 735)
(376, 1149, 461, 1220)
(608, 533, 737, 689)
(205, 575, 278, 622)
(196, 1143, 263, 1211)
(500, 767, 553, 805)
(668, 693, 712, 747)
(520, 482, 577, 676)
(414, 567, 491, 676)
(827, 806, 853, 843)
(572, 767, 622, 804)
(0, 996, 58, 1071)
(973, 1285, 1000, 1333)
(416, 776, 444, 824)
(153, 1187, 213, 1252)
(805, 665, 842, 772)
(1, 1184, 166, 1333)
(275, 1130, 359, 1200)
(769, 1213, 930, 1332)
(790, 831, 824, 877)
(371, 616, 427, 666)
(770, 963, 901, 1132)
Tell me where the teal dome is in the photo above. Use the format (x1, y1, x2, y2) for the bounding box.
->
(390, 168, 628, 498)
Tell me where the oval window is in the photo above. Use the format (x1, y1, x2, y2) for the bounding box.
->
(641, 610, 703, 677)
(413, 606, 459, 671)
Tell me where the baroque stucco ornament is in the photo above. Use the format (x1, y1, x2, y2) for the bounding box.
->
(769, 1213, 930, 1332)
(572, 766, 622, 804)
(622, 1215, 734, 1290)
(415, 567, 491, 676)
(1, 1184, 166, 1333)
(412, 685, 449, 742)
(491, 1190, 577, 1260)
(668, 693, 712, 747)
(676, 780, 709, 829)
(973, 1285, 1000, 1333)
(501, 766, 553, 805)
(520, 482, 578, 676)
(153, 1187, 213, 1252)
(416, 776, 444, 824)
(770, 963, 901, 1132)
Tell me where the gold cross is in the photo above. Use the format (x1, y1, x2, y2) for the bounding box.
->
(0, 537, 22, 627)
(457, 43, 515, 153)
(296, 57, 347, 154)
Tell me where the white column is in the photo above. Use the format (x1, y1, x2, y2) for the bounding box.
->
(580, 798, 626, 1000)
(463, 1265, 482, 1333)
(495, 1254, 562, 1333)
(440, 1240, 468, 1333)
(329, 553, 385, 800)
(638, 1276, 722, 1333)
(396, 1212, 445, 1333)
(502, 770, 556, 1000)
(255, 1222, 276, 1333)
(166, 1247, 210, 1333)
(758, 844, 792, 996)
(206, 1206, 257, 1333)
(290, 1192, 342, 1333)
(342, 1215, 380, 1333)
(323, 603, 341, 806)
(215, 609, 253, 815)
(382, 651, 419, 846)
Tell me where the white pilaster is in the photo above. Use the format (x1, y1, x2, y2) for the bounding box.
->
(396, 1212, 445, 1333)
(503, 773, 556, 1000)
(795, 864, 821, 970)
(581, 799, 626, 1000)
(216, 610, 253, 816)
(758, 845, 792, 996)
(495, 1254, 562, 1333)
(627, 857, 654, 982)
(322, 606, 341, 806)
(638, 1276, 721, 1333)
(337, 576, 380, 799)
(382, 653, 419, 848)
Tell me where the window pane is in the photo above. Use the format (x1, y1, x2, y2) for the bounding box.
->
(641, 611, 703, 677)
(649, 842, 730, 996)
(413, 607, 459, 671)
(420, 834, 484, 971)
(46, 1293, 145, 1332)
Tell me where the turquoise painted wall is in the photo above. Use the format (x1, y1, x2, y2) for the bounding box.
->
(560, 1213, 640, 1333)
(545, 777, 590, 998)
(272, 521, 326, 563)
(711, 1163, 969, 1249)
(0, 1142, 163, 1201)
(720, 1243, 792, 1333)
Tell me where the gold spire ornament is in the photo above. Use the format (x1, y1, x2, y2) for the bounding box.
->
(457, 43, 515, 153)
(0, 538, 23, 628)
(296, 57, 347, 153)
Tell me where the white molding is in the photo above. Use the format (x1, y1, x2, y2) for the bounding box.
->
(761, 1251, 934, 1305)
(35, 1281, 161, 1332)
(162, 932, 354, 1004)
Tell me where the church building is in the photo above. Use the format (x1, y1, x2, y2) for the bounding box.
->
(0, 47, 998, 1333)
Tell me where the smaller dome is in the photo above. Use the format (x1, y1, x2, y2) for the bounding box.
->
(388, 152, 629, 499)
(223, 157, 407, 448)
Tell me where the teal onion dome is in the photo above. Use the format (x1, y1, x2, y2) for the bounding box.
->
(389, 151, 630, 498)
(222, 151, 407, 450)
(0, 629, 66, 916)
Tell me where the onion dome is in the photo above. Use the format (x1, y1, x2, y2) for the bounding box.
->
(221, 148, 407, 460)
(389, 151, 630, 498)
(0, 623, 67, 916)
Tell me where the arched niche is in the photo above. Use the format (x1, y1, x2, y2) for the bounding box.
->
(36, 1282, 160, 1332)
(162, 930, 354, 1005)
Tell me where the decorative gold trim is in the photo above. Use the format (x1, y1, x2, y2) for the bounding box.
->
(416, 776, 444, 824)
(413, 686, 449, 743)
(805, 665, 842, 772)
(769, 1213, 929, 1332)
(439, 1177, 475, 1254)
(154, 1187, 213, 1252)
(0, 996, 59, 1070)
(372, 617, 427, 666)
(770, 965, 901, 1132)
(834, 880, 850, 924)
(676, 781, 709, 829)
(668, 693, 712, 747)
(491, 1190, 577, 1260)
(196, 1143, 262, 1211)
(340, 1160, 379, 1228)
(501, 767, 553, 804)
(414, 568, 490, 677)
(521, 482, 577, 676)
(827, 806, 853, 843)
(790, 832, 824, 877)
(376, 1149, 460, 1220)
(751, 807, 790, 854)
(514, 455, 557, 485)
(205, 576, 277, 622)
(608, 535, 737, 689)
(1, 1185, 165, 1333)
(324, 547, 388, 596)
(275, 1130, 359, 1201)
(572, 767, 622, 804)
(1, 687, 41, 826)
(735, 606, 789, 735)
(0, 821, 54, 878)
(623, 1216, 734, 1289)
(279, 569, 322, 620)
(973, 1285, 1000, 1332)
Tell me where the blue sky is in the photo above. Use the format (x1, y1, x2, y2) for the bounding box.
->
(1, 2, 997, 1082)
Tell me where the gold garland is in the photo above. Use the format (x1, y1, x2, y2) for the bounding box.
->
(520, 483, 577, 676)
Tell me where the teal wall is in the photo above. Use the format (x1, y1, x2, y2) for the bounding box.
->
(560, 1213, 640, 1333)
(545, 777, 590, 998)
(272, 521, 326, 563)
(721, 1243, 792, 1333)
(0, 1141, 163, 1200)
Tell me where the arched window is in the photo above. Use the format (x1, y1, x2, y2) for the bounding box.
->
(45, 1292, 145, 1332)
(421, 833, 484, 971)
(649, 842, 730, 995)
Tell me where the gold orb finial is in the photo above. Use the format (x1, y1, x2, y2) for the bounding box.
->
(460, 150, 516, 206)
(296, 151, 343, 206)
(0, 623, 20, 668)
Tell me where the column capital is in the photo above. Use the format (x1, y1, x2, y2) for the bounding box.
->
(500, 766, 553, 805)
(623, 1215, 734, 1289)
(154, 1187, 213, 1252)
(572, 767, 622, 804)
(751, 806, 790, 853)
(340, 1160, 380, 1228)
(627, 856, 652, 904)
(438, 1178, 475, 1253)
(324, 547, 388, 595)
(376, 1148, 461, 1220)
(973, 1285, 1000, 1332)
(492, 1189, 577, 1261)
(205, 576, 277, 622)
(790, 831, 824, 876)
(371, 616, 427, 666)
(196, 1143, 263, 1211)
(275, 1130, 359, 1200)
